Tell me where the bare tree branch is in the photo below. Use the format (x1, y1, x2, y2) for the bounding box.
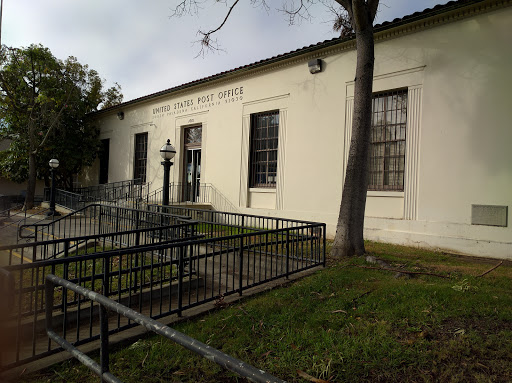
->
(327, 3, 353, 37)
(334, 0, 352, 14)
(195, 0, 241, 56)
(280, 0, 314, 26)
(37, 90, 73, 151)
(170, 0, 203, 18)
(477, 261, 503, 278)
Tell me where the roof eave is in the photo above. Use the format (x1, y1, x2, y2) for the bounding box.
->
(90, 0, 494, 118)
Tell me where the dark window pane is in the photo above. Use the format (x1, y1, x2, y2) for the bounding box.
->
(185, 126, 202, 145)
(249, 111, 279, 188)
(134, 132, 148, 184)
(368, 89, 408, 191)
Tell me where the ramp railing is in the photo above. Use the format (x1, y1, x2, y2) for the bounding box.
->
(0, 217, 325, 371)
(45, 273, 285, 383)
(18, 203, 191, 243)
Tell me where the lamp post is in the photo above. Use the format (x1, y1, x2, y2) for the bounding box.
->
(47, 158, 60, 217)
(160, 139, 176, 208)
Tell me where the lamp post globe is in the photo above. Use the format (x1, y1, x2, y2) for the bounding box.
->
(49, 158, 60, 169)
(160, 139, 175, 208)
(160, 139, 176, 161)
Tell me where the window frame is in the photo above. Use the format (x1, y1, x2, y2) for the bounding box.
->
(248, 110, 279, 189)
(368, 89, 408, 192)
(133, 132, 148, 184)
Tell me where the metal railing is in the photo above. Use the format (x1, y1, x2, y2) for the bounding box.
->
(18, 204, 191, 244)
(144, 183, 238, 212)
(74, 179, 149, 204)
(2, 221, 197, 265)
(55, 189, 84, 211)
(0, 204, 50, 237)
(1, 195, 24, 214)
(0, 202, 23, 222)
(44, 181, 151, 212)
(0, 214, 325, 370)
(148, 203, 323, 237)
(45, 274, 285, 383)
(43, 188, 85, 212)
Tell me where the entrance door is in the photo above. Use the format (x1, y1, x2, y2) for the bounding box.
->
(99, 139, 110, 184)
(184, 148, 201, 202)
(182, 126, 202, 202)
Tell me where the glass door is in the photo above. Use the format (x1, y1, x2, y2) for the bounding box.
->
(182, 126, 202, 202)
(184, 148, 201, 202)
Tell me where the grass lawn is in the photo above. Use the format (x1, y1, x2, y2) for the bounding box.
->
(20, 241, 512, 382)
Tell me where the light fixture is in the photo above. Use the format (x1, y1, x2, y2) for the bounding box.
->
(49, 158, 60, 169)
(117, 111, 124, 120)
(308, 59, 323, 74)
(160, 139, 176, 160)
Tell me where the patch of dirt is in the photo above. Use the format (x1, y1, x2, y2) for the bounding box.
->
(12, 205, 47, 215)
(432, 317, 512, 339)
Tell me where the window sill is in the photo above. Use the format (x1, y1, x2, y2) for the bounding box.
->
(367, 191, 404, 198)
(249, 188, 276, 193)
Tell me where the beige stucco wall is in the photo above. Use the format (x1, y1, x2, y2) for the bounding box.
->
(87, 3, 512, 259)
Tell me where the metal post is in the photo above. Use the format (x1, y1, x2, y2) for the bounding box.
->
(45, 278, 55, 334)
(322, 224, 327, 267)
(285, 231, 290, 279)
(161, 159, 172, 207)
(99, 305, 109, 382)
(47, 167, 60, 217)
(103, 256, 110, 297)
(49, 167, 56, 215)
(238, 237, 244, 296)
(178, 246, 184, 316)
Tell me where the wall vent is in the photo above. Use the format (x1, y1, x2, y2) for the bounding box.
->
(471, 205, 508, 227)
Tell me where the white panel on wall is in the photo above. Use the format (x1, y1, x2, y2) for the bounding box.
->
(343, 97, 354, 189)
(276, 109, 287, 210)
(404, 86, 422, 221)
(239, 114, 251, 208)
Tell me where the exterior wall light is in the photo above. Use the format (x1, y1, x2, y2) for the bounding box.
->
(308, 59, 323, 74)
(160, 139, 176, 207)
(117, 111, 124, 120)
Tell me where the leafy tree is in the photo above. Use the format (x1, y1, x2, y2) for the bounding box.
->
(0, 44, 123, 209)
(173, 0, 379, 257)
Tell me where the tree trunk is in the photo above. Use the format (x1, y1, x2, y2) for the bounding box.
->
(331, 25, 375, 257)
(24, 151, 37, 210)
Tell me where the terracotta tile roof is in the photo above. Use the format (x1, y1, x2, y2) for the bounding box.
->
(92, 0, 486, 115)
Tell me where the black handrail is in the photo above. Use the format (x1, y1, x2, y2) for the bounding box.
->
(1, 220, 198, 264)
(145, 182, 238, 212)
(18, 203, 192, 242)
(45, 274, 286, 383)
(0, 209, 325, 370)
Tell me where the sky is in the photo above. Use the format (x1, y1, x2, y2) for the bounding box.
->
(2, 0, 447, 103)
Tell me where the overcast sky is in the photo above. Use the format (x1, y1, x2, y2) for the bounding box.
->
(3, 0, 446, 103)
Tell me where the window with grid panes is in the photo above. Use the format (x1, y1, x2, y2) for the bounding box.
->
(368, 89, 407, 191)
(249, 111, 279, 188)
(134, 132, 148, 184)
